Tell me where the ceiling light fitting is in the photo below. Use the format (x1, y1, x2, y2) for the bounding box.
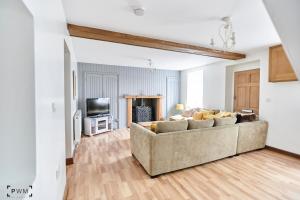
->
(133, 7, 145, 16)
(210, 16, 236, 50)
(148, 58, 156, 72)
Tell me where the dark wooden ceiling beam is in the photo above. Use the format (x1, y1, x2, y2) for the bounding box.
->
(67, 24, 246, 60)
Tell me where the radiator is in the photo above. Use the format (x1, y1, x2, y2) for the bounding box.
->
(73, 110, 82, 144)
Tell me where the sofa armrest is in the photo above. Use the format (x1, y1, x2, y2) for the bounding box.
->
(237, 120, 268, 154)
(130, 123, 156, 175)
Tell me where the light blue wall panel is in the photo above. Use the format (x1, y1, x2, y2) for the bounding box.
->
(167, 76, 180, 118)
(78, 63, 181, 128)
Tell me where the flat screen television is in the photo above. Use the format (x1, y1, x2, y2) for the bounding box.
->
(86, 98, 110, 117)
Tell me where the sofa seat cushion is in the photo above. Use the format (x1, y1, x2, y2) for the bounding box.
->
(156, 120, 188, 133)
(188, 119, 214, 130)
(214, 117, 237, 126)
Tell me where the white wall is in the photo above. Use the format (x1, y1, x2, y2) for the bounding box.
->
(257, 49, 300, 155)
(181, 61, 226, 110)
(263, 0, 300, 79)
(182, 49, 300, 155)
(21, 0, 73, 199)
(0, 0, 36, 187)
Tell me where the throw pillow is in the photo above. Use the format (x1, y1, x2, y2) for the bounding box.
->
(156, 120, 188, 133)
(192, 110, 215, 120)
(214, 117, 237, 126)
(182, 109, 195, 117)
(150, 123, 157, 132)
(188, 119, 214, 130)
(192, 111, 204, 120)
(203, 114, 216, 120)
(200, 109, 215, 115)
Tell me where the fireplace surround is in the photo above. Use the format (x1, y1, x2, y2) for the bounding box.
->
(125, 95, 163, 127)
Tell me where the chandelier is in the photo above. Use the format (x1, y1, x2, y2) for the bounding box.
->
(148, 58, 156, 72)
(210, 17, 236, 50)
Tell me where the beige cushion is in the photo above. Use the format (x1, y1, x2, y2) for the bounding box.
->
(214, 117, 237, 126)
(156, 120, 188, 133)
(169, 115, 185, 121)
(188, 119, 214, 130)
(182, 109, 195, 117)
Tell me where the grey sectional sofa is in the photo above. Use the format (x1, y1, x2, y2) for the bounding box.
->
(130, 120, 268, 177)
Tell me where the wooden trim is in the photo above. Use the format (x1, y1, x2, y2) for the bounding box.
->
(63, 182, 68, 200)
(127, 98, 132, 128)
(125, 95, 162, 99)
(66, 158, 74, 165)
(126, 96, 163, 127)
(156, 98, 163, 121)
(66, 144, 78, 166)
(67, 24, 246, 60)
(266, 145, 300, 159)
(269, 44, 298, 82)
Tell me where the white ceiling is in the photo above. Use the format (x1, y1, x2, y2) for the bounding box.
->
(63, 0, 280, 70)
(71, 37, 221, 70)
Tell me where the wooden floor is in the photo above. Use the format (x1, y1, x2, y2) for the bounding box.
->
(66, 129, 300, 200)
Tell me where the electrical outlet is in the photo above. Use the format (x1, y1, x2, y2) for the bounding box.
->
(51, 102, 57, 113)
(56, 165, 60, 180)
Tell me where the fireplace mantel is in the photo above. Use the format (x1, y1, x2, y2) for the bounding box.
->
(125, 95, 163, 127)
(125, 95, 162, 99)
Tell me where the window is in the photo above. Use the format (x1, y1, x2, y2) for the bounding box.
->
(186, 70, 203, 108)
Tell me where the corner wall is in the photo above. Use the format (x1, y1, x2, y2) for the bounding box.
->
(78, 63, 180, 128)
(181, 49, 300, 155)
(22, 0, 74, 199)
(181, 62, 226, 110)
(0, 0, 36, 187)
(263, 0, 300, 79)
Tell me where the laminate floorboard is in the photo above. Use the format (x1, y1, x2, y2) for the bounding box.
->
(66, 129, 300, 200)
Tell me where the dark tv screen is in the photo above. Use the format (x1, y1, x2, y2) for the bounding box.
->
(86, 98, 110, 116)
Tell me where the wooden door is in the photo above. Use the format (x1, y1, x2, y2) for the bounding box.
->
(234, 69, 260, 114)
(102, 75, 119, 128)
(166, 76, 179, 117)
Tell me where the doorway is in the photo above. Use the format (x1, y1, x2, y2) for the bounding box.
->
(234, 69, 260, 114)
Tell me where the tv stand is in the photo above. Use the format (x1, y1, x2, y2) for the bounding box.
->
(84, 115, 111, 136)
(89, 113, 110, 118)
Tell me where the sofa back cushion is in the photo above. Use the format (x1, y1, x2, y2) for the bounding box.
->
(188, 119, 214, 130)
(214, 117, 237, 126)
(156, 120, 188, 133)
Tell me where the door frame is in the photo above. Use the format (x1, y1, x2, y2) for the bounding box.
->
(233, 68, 260, 114)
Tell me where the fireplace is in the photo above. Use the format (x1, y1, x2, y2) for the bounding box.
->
(125, 96, 163, 127)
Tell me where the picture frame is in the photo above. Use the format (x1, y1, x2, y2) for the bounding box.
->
(72, 70, 76, 100)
